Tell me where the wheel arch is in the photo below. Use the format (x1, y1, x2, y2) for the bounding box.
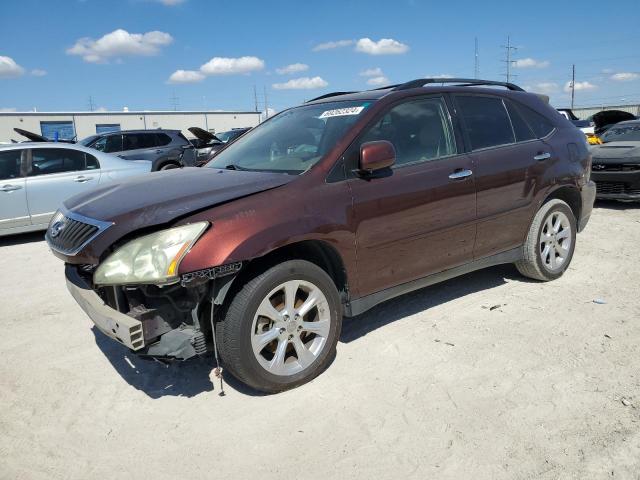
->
(542, 185, 582, 223)
(214, 239, 350, 310)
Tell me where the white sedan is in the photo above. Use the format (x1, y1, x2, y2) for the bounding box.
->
(0, 142, 152, 236)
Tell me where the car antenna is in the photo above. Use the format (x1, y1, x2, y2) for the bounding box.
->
(209, 283, 226, 396)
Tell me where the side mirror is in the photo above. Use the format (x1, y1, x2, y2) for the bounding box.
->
(358, 140, 395, 175)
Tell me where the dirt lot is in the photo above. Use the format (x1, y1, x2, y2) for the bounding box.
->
(1, 202, 639, 480)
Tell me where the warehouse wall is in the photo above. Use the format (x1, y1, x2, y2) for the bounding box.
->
(0, 111, 261, 143)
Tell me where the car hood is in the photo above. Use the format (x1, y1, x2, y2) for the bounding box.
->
(591, 142, 640, 162)
(592, 110, 636, 134)
(188, 126, 221, 143)
(63, 167, 294, 232)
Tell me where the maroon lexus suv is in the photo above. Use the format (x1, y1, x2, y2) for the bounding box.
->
(47, 78, 596, 393)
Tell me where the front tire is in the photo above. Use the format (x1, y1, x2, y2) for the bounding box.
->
(218, 260, 342, 393)
(516, 199, 577, 281)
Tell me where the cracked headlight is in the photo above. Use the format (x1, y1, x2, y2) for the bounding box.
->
(94, 222, 209, 286)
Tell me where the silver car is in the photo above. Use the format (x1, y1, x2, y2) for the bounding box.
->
(0, 142, 151, 236)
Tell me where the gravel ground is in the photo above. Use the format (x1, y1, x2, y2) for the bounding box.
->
(1, 202, 639, 480)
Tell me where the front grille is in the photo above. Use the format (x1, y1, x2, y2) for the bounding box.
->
(592, 163, 640, 172)
(45, 211, 109, 255)
(595, 181, 640, 196)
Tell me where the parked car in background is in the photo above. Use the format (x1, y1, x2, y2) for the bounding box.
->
(557, 109, 599, 144)
(79, 129, 196, 171)
(590, 119, 640, 200)
(189, 126, 252, 166)
(47, 78, 595, 393)
(0, 142, 151, 236)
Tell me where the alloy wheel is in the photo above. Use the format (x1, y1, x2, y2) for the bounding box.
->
(250, 280, 331, 376)
(539, 211, 572, 271)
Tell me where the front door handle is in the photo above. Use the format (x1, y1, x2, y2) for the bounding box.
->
(449, 169, 473, 180)
(0, 184, 22, 192)
(73, 176, 93, 183)
(534, 152, 552, 161)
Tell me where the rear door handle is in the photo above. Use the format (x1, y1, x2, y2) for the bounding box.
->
(449, 169, 473, 180)
(534, 152, 552, 161)
(73, 175, 93, 183)
(0, 184, 22, 192)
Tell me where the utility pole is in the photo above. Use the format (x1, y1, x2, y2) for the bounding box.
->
(263, 86, 269, 119)
(253, 85, 258, 112)
(501, 35, 518, 83)
(474, 37, 479, 79)
(571, 64, 576, 110)
(87, 95, 95, 112)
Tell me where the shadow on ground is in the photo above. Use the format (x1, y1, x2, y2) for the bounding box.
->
(594, 199, 640, 211)
(94, 263, 516, 398)
(0, 231, 44, 247)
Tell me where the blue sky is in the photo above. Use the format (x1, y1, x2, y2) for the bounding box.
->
(1, 0, 639, 113)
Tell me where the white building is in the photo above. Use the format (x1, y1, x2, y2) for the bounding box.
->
(0, 110, 261, 143)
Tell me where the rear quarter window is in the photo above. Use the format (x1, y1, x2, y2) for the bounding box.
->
(516, 104, 555, 138)
(455, 95, 515, 150)
(155, 133, 172, 146)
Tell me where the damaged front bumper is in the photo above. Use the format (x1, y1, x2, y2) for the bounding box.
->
(65, 265, 209, 361)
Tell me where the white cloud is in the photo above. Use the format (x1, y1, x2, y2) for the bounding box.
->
(67, 29, 173, 63)
(426, 73, 452, 79)
(355, 38, 408, 55)
(276, 63, 309, 75)
(366, 76, 390, 86)
(360, 67, 383, 77)
(155, 0, 186, 5)
(0, 56, 25, 78)
(610, 72, 639, 82)
(272, 76, 328, 90)
(513, 57, 550, 68)
(31, 69, 47, 77)
(526, 82, 559, 94)
(168, 69, 205, 84)
(0, 107, 17, 112)
(564, 80, 597, 92)
(312, 40, 354, 51)
(200, 56, 264, 75)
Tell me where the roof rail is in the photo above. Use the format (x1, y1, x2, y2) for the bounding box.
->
(306, 91, 358, 103)
(393, 78, 525, 92)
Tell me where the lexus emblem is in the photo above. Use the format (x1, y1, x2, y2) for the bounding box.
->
(50, 221, 66, 238)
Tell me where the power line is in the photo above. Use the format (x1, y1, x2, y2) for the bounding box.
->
(170, 90, 180, 111)
(87, 96, 95, 112)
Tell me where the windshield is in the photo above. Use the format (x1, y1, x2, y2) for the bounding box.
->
(79, 135, 99, 146)
(207, 101, 372, 174)
(601, 123, 640, 143)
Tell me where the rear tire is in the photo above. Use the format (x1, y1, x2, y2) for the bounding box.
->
(516, 199, 577, 281)
(217, 260, 342, 393)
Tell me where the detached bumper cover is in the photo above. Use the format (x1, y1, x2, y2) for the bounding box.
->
(578, 181, 596, 232)
(65, 265, 144, 351)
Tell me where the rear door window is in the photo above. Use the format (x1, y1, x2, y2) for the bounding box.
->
(0, 150, 23, 180)
(123, 133, 157, 151)
(93, 134, 123, 153)
(29, 148, 88, 176)
(455, 95, 515, 150)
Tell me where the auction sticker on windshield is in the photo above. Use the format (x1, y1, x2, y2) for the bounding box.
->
(319, 106, 366, 118)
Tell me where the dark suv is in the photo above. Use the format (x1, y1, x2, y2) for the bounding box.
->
(79, 129, 196, 170)
(47, 79, 596, 393)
